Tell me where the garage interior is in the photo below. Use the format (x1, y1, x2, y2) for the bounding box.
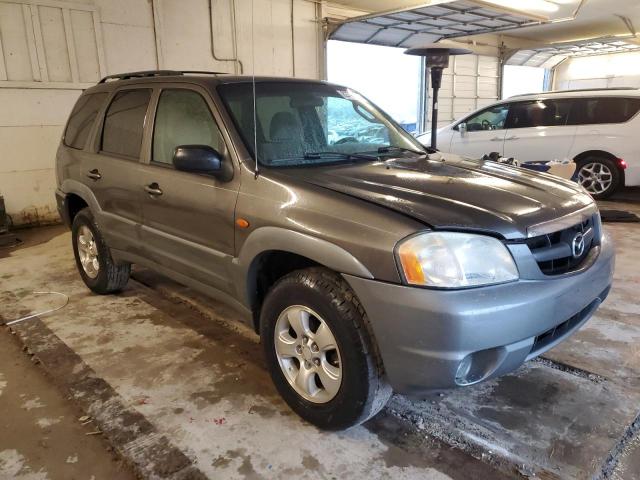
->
(0, 0, 639, 479)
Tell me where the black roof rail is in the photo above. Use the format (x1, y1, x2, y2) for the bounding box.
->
(98, 70, 227, 83)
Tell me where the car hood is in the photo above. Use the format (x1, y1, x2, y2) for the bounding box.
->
(276, 153, 594, 240)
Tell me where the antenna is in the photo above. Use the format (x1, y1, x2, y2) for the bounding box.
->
(251, 0, 259, 179)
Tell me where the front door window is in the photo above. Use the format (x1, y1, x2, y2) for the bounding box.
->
(461, 104, 509, 132)
(152, 89, 225, 166)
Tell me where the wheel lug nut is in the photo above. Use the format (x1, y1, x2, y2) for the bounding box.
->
(302, 336, 308, 343)
(304, 361, 311, 369)
(295, 345, 302, 354)
(311, 343, 319, 352)
(313, 358, 320, 367)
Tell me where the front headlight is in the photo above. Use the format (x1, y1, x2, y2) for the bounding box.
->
(396, 232, 519, 288)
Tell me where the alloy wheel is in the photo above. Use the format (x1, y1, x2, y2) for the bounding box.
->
(274, 305, 342, 403)
(578, 162, 613, 195)
(77, 225, 100, 279)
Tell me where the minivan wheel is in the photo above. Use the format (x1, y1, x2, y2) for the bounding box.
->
(577, 157, 621, 199)
(260, 267, 392, 430)
(71, 208, 130, 294)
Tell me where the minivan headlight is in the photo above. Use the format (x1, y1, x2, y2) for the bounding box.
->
(396, 232, 518, 288)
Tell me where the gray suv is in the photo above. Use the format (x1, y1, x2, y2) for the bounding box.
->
(56, 70, 614, 430)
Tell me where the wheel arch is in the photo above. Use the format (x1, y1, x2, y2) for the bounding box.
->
(236, 227, 374, 333)
(66, 193, 89, 224)
(60, 179, 102, 223)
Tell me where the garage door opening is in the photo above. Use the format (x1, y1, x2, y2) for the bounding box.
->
(327, 40, 423, 133)
(502, 65, 548, 99)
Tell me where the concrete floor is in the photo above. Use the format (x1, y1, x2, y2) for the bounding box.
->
(0, 328, 135, 480)
(0, 191, 639, 479)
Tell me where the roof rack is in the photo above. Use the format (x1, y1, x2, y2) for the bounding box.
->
(98, 70, 227, 83)
(509, 87, 639, 98)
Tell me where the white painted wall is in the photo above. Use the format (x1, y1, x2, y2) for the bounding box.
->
(553, 51, 640, 90)
(0, 0, 322, 226)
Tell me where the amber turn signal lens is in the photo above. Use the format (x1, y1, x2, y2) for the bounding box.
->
(236, 218, 250, 229)
(398, 248, 425, 284)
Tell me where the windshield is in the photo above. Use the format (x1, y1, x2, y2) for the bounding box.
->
(217, 81, 425, 167)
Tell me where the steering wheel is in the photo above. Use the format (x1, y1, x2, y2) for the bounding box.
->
(481, 119, 492, 130)
(335, 136, 359, 145)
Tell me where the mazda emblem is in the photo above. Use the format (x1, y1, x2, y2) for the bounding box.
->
(572, 232, 585, 258)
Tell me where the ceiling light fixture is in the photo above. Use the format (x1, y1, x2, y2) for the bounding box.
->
(481, 0, 560, 14)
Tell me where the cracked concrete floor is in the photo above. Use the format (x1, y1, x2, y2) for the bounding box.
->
(0, 193, 639, 479)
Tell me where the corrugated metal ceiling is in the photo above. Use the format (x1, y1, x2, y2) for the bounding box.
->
(507, 37, 640, 68)
(329, 0, 545, 48)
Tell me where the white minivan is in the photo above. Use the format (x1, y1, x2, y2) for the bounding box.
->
(417, 88, 640, 198)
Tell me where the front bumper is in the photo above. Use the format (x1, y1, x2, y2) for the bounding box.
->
(343, 233, 615, 395)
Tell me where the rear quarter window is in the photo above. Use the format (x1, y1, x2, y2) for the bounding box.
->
(567, 97, 640, 125)
(64, 93, 108, 150)
(101, 89, 152, 158)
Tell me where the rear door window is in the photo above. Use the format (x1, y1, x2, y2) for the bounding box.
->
(567, 97, 640, 125)
(101, 89, 152, 158)
(64, 93, 108, 150)
(505, 99, 571, 129)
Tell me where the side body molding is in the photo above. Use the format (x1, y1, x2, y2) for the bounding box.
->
(234, 226, 374, 308)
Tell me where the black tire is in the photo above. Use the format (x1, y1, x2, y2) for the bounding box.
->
(71, 208, 130, 294)
(260, 267, 392, 430)
(576, 156, 622, 200)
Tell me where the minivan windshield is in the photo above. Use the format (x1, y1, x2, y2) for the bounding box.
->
(217, 82, 425, 167)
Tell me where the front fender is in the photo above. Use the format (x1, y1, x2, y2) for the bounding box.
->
(233, 226, 374, 308)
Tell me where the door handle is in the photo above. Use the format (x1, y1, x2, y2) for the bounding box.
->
(144, 183, 163, 196)
(505, 135, 519, 141)
(490, 137, 503, 142)
(86, 169, 101, 180)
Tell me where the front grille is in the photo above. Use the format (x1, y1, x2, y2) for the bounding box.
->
(528, 287, 609, 359)
(530, 307, 586, 356)
(525, 215, 597, 275)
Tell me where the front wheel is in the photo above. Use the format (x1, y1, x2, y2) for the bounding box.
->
(577, 157, 621, 199)
(260, 267, 391, 430)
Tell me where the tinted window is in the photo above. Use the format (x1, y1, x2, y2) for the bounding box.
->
(461, 104, 509, 132)
(152, 89, 225, 165)
(506, 100, 571, 129)
(102, 89, 151, 158)
(567, 97, 640, 125)
(64, 93, 107, 149)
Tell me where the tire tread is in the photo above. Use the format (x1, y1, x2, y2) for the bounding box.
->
(262, 267, 391, 429)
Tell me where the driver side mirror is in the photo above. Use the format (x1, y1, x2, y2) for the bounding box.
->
(173, 145, 223, 176)
(459, 122, 467, 137)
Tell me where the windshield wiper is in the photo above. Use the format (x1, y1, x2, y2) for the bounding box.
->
(303, 151, 378, 161)
(377, 146, 427, 156)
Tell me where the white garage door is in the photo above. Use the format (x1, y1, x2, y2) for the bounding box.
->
(553, 51, 640, 91)
(428, 53, 500, 129)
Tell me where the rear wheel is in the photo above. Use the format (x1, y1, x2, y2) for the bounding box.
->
(71, 208, 130, 294)
(260, 267, 391, 430)
(577, 157, 621, 199)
